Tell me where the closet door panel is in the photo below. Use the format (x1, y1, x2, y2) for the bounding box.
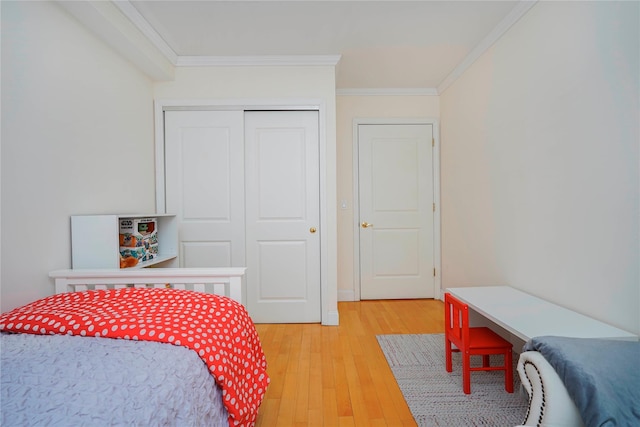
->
(245, 110, 321, 323)
(164, 110, 245, 270)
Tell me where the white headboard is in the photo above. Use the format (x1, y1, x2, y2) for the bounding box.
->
(49, 268, 246, 304)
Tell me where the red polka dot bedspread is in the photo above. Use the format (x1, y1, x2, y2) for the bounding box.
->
(0, 287, 270, 427)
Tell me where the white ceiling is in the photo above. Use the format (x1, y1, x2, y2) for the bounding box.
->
(126, 0, 525, 91)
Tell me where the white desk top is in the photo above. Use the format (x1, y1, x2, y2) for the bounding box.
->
(446, 286, 637, 342)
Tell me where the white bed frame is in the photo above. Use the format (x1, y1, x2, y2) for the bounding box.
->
(516, 351, 583, 427)
(49, 268, 246, 304)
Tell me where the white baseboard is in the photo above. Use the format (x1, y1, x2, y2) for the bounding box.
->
(323, 310, 340, 326)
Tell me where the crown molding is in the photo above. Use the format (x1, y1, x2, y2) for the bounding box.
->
(176, 55, 342, 67)
(59, 0, 536, 88)
(336, 88, 438, 96)
(112, 0, 178, 65)
(56, 0, 174, 81)
(110, 1, 342, 69)
(437, 0, 538, 94)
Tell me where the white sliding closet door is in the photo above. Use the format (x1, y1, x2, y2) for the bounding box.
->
(244, 111, 321, 323)
(164, 110, 245, 270)
(163, 109, 321, 322)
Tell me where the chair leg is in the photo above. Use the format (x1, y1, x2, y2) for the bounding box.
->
(482, 355, 490, 367)
(462, 352, 471, 394)
(505, 349, 513, 393)
(445, 339, 453, 372)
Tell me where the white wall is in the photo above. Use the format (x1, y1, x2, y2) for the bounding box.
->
(335, 95, 440, 300)
(153, 66, 339, 323)
(440, 1, 639, 334)
(1, 1, 156, 311)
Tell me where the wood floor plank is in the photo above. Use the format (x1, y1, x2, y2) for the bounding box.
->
(254, 299, 445, 426)
(321, 386, 339, 425)
(339, 416, 356, 427)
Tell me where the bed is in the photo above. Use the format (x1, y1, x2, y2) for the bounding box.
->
(516, 336, 640, 427)
(0, 268, 269, 427)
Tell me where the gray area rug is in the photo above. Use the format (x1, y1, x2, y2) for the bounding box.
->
(377, 334, 529, 427)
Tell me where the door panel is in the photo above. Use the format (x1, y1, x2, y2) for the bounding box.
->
(164, 111, 245, 269)
(373, 229, 420, 275)
(181, 242, 231, 268)
(245, 111, 321, 323)
(359, 124, 434, 299)
(257, 241, 308, 299)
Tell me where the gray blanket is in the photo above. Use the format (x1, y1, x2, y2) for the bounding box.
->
(523, 336, 640, 427)
(1, 333, 229, 426)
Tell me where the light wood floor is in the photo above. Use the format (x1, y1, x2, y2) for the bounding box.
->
(254, 299, 445, 427)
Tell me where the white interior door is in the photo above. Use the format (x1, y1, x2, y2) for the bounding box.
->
(358, 124, 434, 299)
(164, 110, 245, 270)
(244, 111, 321, 323)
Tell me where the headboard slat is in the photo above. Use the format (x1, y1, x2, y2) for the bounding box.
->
(49, 268, 247, 305)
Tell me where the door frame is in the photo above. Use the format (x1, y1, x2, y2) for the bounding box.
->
(352, 118, 442, 301)
(154, 98, 336, 325)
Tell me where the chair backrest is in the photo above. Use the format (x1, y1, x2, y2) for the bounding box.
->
(445, 292, 470, 349)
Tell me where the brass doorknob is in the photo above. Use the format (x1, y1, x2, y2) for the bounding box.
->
(361, 222, 373, 228)
(310, 227, 317, 233)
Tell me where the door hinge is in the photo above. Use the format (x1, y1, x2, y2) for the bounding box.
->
(433, 268, 436, 277)
(433, 202, 436, 212)
(432, 137, 435, 147)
